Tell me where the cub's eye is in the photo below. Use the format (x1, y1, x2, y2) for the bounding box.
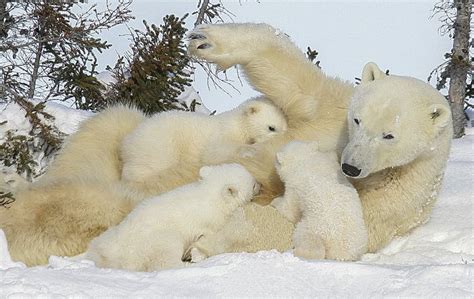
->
(354, 118, 360, 125)
(268, 126, 276, 132)
(383, 133, 394, 140)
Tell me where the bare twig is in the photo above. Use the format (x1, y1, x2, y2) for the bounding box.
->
(194, 0, 210, 26)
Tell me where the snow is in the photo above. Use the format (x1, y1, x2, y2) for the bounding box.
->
(0, 106, 472, 296)
(0, 102, 92, 176)
(0, 101, 91, 137)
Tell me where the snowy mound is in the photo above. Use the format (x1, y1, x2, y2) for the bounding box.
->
(0, 107, 472, 297)
(0, 102, 92, 176)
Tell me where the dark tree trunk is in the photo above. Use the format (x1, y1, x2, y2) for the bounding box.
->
(0, 0, 7, 38)
(448, 0, 471, 138)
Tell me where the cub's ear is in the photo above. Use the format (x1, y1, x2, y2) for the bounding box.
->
(429, 103, 452, 135)
(222, 184, 239, 199)
(199, 166, 213, 178)
(361, 62, 387, 84)
(245, 103, 260, 115)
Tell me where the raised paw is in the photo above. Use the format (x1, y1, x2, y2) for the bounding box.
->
(187, 23, 265, 70)
(187, 25, 228, 68)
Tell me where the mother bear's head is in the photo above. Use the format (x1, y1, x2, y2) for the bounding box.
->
(341, 62, 453, 179)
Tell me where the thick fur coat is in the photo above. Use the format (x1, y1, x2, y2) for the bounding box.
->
(0, 23, 452, 266)
(86, 164, 258, 272)
(272, 141, 367, 261)
(121, 97, 287, 186)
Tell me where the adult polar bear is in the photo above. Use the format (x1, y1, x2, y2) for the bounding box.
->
(0, 22, 452, 266)
(186, 23, 452, 257)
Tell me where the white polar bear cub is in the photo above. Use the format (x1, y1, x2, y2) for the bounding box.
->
(272, 141, 368, 261)
(121, 97, 287, 183)
(86, 163, 259, 272)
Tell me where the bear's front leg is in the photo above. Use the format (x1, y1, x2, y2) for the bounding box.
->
(188, 23, 324, 121)
(188, 23, 280, 70)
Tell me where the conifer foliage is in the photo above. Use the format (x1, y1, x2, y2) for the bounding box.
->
(108, 15, 193, 114)
(0, 1, 132, 177)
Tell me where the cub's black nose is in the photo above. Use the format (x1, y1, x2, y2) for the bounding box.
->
(341, 163, 361, 177)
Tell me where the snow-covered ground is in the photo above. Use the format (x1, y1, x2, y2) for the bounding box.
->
(0, 111, 472, 296)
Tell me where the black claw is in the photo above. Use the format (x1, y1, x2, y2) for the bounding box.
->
(197, 43, 212, 50)
(188, 33, 206, 40)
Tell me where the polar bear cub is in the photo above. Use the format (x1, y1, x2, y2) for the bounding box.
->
(121, 97, 287, 183)
(86, 163, 259, 272)
(272, 141, 368, 261)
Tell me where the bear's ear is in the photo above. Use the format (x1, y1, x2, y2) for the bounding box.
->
(222, 184, 239, 199)
(199, 166, 213, 178)
(429, 103, 451, 134)
(361, 62, 387, 84)
(245, 104, 260, 115)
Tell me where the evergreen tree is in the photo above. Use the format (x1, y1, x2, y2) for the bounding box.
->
(0, 1, 132, 177)
(107, 15, 193, 114)
(429, 0, 472, 138)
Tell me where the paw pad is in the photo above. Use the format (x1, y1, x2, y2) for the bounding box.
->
(197, 43, 212, 50)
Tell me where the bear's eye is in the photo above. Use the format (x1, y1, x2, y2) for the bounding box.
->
(383, 133, 394, 140)
(268, 126, 276, 132)
(354, 118, 360, 125)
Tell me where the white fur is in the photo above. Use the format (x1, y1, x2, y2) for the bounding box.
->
(186, 23, 452, 258)
(273, 141, 368, 261)
(86, 163, 258, 272)
(1, 23, 453, 267)
(121, 97, 287, 184)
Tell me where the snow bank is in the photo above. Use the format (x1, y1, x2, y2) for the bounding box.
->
(0, 101, 91, 137)
(0, 102, 92, 176)
(0, 108, 472, 297)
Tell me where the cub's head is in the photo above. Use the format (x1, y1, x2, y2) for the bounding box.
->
(199, 163, 260, 207)
(275, 141, 338, 180)
(341, 62, 452, 179)
(240, 98, 288, 144)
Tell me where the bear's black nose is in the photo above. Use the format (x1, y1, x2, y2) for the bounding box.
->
(341, 163, 362, 177)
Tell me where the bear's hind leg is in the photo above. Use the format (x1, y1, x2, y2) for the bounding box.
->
(292, 219, 325, 260)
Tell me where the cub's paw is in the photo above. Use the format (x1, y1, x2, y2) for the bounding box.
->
(270, 196, 286, 211)
(183, 246, 208, 263)
(271, 196, 299, 224)
(293, 245, 325, 260)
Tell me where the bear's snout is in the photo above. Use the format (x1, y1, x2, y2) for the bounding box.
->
(341, 163, 362, 177)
